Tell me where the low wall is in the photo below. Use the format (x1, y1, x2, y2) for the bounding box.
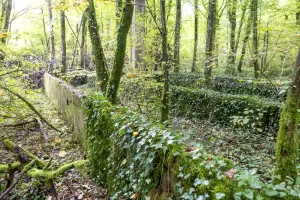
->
(43, 73, 85, 144)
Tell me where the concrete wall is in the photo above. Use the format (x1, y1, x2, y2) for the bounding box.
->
(43, 73, 85, 144)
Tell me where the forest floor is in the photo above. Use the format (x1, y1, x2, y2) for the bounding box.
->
(171, 117, 278, 180)
(0, 93, 108, 200)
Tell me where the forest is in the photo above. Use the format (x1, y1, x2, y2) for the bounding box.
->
(0, 0, 300, 199)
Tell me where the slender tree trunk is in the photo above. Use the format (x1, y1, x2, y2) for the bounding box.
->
(275, 50, 300, 183)
(191, 0, 198, 72)
(116, 0, 123, 26)
(160, 0, 169, 122)
(106, 0, 134, 104)
(261, 26, 269, 72)
(297, 0, 300, 24)
(235, 0, 247, 54)
(47, 0, 55, 70)
(80, 9, 87, 69)
(0, 0, 7, 29)
(226, 0, 237, 74)
(131, 0, 146, 69)
(1, 0, 11, 45)
(237, 11, 252, 73)
(252, 0, 259, 78)
(41, 8, 49, 58)
(204, 0, 217, 87)
(173, 0, 181, 73)
(87, 0, 109, 92)
(60, 4, 67, 73)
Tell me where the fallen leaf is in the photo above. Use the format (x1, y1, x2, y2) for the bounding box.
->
(130, 193, 138, 199)
(132, 132, 138, 137)
(55, 137, 61, 143)
(223, 168, 236, 179)
(58, 150, 67, 157)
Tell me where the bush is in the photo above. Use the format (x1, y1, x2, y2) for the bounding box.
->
(120, 80, 281, 132)
(152, 73, 286, 100)
(83, 94, 300, 199)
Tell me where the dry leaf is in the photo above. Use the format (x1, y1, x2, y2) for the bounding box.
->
(58, 150, 67, 157)
(223, 168, 236, 179)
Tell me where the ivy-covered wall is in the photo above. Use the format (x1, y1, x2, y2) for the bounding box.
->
(83, 94, 300, 199)
(120, 79, 281, 132)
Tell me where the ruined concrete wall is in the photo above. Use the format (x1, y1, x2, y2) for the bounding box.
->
(43, 73, 85, 144)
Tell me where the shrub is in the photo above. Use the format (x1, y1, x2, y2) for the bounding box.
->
(120, 80, 281, 132)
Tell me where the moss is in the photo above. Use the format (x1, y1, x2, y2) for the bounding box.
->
(0, 161, 21, 173)
(275, 90, 299, 183)
(28, 160, 88, 181)
(212, 179, 236, 200)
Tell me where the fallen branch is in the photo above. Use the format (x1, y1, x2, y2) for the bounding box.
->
(0, 161, 21, 173)
(0, 119, 37, 128)
(0, 86, 62, 133)
(0, 160, 36, 200)
(28, 160, 89, 181)
(4, 139, 45, 168)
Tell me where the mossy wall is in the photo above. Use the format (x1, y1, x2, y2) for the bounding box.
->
(43, 73, 85, 144)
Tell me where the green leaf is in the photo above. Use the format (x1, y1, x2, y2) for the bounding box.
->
(242, 189, 253, 199)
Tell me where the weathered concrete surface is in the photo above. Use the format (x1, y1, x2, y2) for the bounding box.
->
(43, 73, 85, 144)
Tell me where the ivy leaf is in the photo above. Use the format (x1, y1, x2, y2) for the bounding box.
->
(216, 193, 226, 200)
(242, 189, 253, 199)
(265, 189, 278, 197)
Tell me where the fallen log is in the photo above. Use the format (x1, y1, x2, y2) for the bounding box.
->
(0, 161, 21, 173)
(0, 160, 36, 200)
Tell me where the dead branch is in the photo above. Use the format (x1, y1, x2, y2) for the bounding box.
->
(0, 160, 36, 200)
(4, 139, 45, 168)
(0, 86, 62, 133)
(0, 119, 37, 128)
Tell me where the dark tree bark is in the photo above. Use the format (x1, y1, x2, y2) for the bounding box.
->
(106, 0, 134, 103)
(275, 50, 300, 183)
(87, 0, 109, 92)
(47, 0, 55, 70)
(60, 3, 67, 73)
(204, 0, 217, 87)
(80, 9, 88, 69)
(131, 0, 146, 69)
(1, 0, 11, 45)
(191, 0, 198, 72)
(251, 0, 259, 78)
(173, 0, 181, 73)
(237, 9, 252, 73)
(160, 0, 169, 122)
(226, 0, 237, 74)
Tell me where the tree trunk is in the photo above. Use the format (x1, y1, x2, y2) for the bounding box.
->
(204, 0, 217, 87)
(106, 0, 134, 103)
(173, 0, 181, 73)
(87, 0, 109, 92)
(0, 0, 7, 30)
(191, 0, 198, 72)
(275, 50, 300, 183)
(225, 0, 237, 75)
(251, 0, 259, 78)
(116, 0, 123, 26)
(1, 0, 11, 45)
(234, 0, 247, 54)
(237, 10, 252, 73)
(131, 0, 146, 69)
(80, 9, 88, 69)
(261, 26, 269, 72)
(297, 0, 300, 24)
(60, 4, 67, 73)
(47, 0, 55, 70)
(160, 0, 169, 123)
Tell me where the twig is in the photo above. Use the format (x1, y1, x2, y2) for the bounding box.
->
(0, 69, 22, 77)
(0, 86, 62, 133)
(0, 119, 37, 127)
(145, 0, 162, 35)
(0, 160, 36, 200)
